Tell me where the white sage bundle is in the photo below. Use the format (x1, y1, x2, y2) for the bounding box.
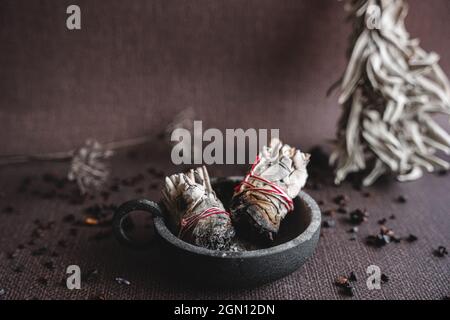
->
(331, 0, 450, 186)
(162, 166, 235, 250)
(231, 138, 310, 241)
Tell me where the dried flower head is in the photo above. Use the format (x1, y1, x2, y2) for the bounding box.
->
(68, 139, 113, 194)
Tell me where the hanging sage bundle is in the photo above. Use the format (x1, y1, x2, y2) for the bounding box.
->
(231, 138, 310, 241)
(162, 166, 235, 250)
(331, 0, 450, 186)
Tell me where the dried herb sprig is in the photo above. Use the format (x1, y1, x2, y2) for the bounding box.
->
(331, 0, 450, 186)
(0, 135, 153, 194)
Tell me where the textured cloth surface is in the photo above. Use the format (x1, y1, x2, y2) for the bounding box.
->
(0, 149, 449, 300)
(0, 0, 450, 155)
(0, 0, 450, 300)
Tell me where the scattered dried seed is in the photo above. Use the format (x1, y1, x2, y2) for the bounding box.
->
(335, 276, 349, 287)
(323, 220, 336, 228)
(395, 195, 407, 203)
(84, 217, 99, 226)
(115, 277, 131, 285)
(84, 269, 99, 282)
(323, 209, 336, 217)
(341, 286, 354, 297)
(89, 293, 107, 300)
(6, 250, 19, 259)
(348, 227, 359, 233)
(337, 207, 348, 214)
(333, 195, 349, 206)
(362, 191, 372, 198)
(434, 246, 448, 257)
(349, 209, 369, 224)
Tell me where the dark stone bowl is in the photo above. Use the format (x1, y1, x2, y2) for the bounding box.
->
(113, 176, 321, 288)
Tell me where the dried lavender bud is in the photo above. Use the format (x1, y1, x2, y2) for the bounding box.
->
(231, 138, 309, 241)
(163, 166, 235, 250)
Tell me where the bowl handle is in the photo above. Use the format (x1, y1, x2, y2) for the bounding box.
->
(112, 199, 163, 249)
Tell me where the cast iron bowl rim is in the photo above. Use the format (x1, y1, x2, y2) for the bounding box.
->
(154, 176, 321, 259)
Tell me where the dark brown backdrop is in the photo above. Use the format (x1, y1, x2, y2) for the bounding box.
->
(1, 0, 450, 154)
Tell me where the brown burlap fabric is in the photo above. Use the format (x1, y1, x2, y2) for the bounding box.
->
(0, 0, 449, 300)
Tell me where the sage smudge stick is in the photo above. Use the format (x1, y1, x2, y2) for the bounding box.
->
(231, 138, 310, 241)
(331, 0, 450, 186)
(162, 166, 235, 250)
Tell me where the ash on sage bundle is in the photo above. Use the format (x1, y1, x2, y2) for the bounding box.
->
(162, 166, 235, 250)
(231, 138, 310, 241)
(331, 0, 450, 186)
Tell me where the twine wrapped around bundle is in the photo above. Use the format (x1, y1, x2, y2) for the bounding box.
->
(331, 0, 450, 186)
(162, 166, 235, 250)
(231, 138, 310, 241)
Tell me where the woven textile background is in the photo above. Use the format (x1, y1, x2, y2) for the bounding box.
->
(0, 0, 449, 299)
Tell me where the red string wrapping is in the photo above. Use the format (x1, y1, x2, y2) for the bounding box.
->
(178, 207, 230, 239)
(234, 155, 294, 212)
